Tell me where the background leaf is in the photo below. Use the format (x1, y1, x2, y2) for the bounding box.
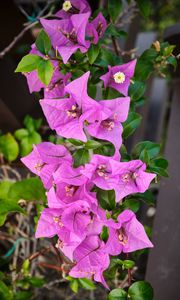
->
(108, 0, 123, 22)
(128, 281, 153, 300)
(0, 133, 19, 162)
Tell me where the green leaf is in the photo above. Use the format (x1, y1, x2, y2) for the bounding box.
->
(122, 198, 140, 213)
(0, 281, 13, 300)
(88, 83, 97, 98)
(28, 277, 45, 287)
(97, 189, 116, 210)
(128, 281, 153, 300)
(23, 115, 42, 132)
(148, 166, 168, 177)
(85, 140, 102, 150)
(108, 288, 127, 300)
(100, 226, 109, 241)
(106, 24, 127, 38)
(70, 279, 79, 293)
(135, 48, 158, 80)
(8, 177, 46, 202)
(0, 133, 19, 162)
(108, 0, 123, 22)
(13, 291, 33, 300)
(152, 157, 168, 169)
(15, 54, 42, 72)
(132, 141, 160, 159)
(35, 29, 51, 55)
(87, 44, 100, 64)
(19, 132, 42, 156)
(0, 181, 14, 200)
(14, 129, 29, 141)
(129, 81, 146, 101)
(123, 112, 142, 139)
(131, 191, 155, 206)
(68, 139, 84, 146)
(139, 149, 150, 164)
(105, 258, 123, 279)
(103, 87, 121, 99)
(0, 199, 24, 226)
(73, 149, 90, 167)
(96, 48, 122, 67)
(137, 0, 151, 19)
(167, 56, 177, 70)
(78, 278, 96, 290)
(37, 59, 54, 85)
(163, 45, 175, 57)
(122, 260, 135, 269)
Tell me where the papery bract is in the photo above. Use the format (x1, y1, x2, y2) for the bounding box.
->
(105, 210, 153, 255)
(81, 154, 120, 191)
(100, 60, 137, 96)
(87, 97, 130, 158)
(35, 207, 82, 261)
(40, 72, 99, 141)
(44, 69, 71, 98)
(56, 0, 91, 19)
(21, 142, 72, 189)
(47, 183, 97, 208)
(82, 155, 155, 202)
(87, 12, 107, 44)
(69, 235, 110, 288)
(115, 159, 156, 201)
(40, 13, 90, 63)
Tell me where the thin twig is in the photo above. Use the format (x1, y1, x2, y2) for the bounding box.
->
(37, 262, 63, 272)
(111, 36, 120, 56)
(0, 22, 38, 59)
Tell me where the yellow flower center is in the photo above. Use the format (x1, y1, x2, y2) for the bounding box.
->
(53, 216, 63, 227)
(63, 1, 72, 11)
(113, 71, 126, 84)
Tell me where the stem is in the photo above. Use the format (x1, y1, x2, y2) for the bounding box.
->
(0, 22, 38, 59)
(111, 36, 120, 56)
(128, 268, 132, 286)
(126, 253, 132, 286)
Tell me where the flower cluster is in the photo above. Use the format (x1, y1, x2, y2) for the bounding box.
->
(21, 0, 156, 288)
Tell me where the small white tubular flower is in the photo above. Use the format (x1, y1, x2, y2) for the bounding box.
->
(113, 71, 126, 84)
(63, 1, 72, 12)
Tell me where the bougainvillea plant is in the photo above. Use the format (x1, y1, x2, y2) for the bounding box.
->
(0, 0, 176, 299)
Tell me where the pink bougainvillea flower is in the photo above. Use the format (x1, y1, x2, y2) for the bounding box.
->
(82, 155, 155, 202)
(41, 71, 129, 151)
(53, 162, 87, 186)
(115, 159, 156, 201)
(56, 0, 91, 19)
(105, 210, 153, 256)
(24, 44, 70, 98)
(61, 200, 105, 237)
(24, 45, 45, 93)
(44, 69, 71, 99)
(47, 183, 97, 209)
(36, 199, 106, 260)
(40, 13, 90, 63)
(87, 12, 107, 44)
(35, 207, 82, 261)
(40, 72, 99, 141)
(69, 235, 110, 288)
(100, 60, 137, 96)
(21, 142, 72, 189)
(87, 97, 130, 159)
(81, 154, 120, 191)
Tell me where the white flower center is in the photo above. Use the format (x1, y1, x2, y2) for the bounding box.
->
(63, 1, 72, 11)
(113, 71, 126, 84)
